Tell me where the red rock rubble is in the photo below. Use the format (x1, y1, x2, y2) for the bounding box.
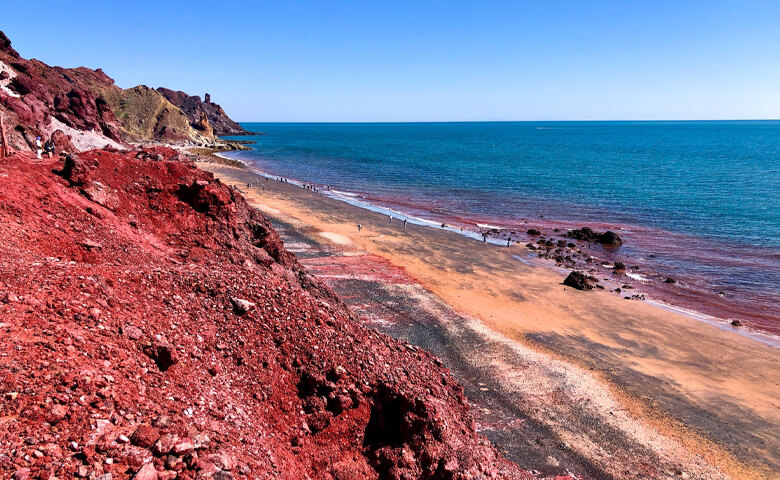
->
(0, 149, 540, 479)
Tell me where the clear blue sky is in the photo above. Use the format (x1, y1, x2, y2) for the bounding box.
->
(3, 1, 779, 121)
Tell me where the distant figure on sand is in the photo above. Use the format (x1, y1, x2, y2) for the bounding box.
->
(389, 215, 393, 223)
(357, 224, 362, 232)
(403, 218, 407, 229)
(482, 233, 487, 243)
(507, 237, 511, 247)
(35, 137, 42, 159)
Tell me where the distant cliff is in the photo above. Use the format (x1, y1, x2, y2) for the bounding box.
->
(0, 31, 244, 152)
(157, 87, 249, 136)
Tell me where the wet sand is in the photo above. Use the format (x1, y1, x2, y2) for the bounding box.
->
(199, 162, 780, 480)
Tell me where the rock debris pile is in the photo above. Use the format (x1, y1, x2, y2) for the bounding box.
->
(0, 148, 545, 479)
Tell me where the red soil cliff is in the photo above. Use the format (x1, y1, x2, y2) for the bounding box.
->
(0, 150, 545, 479)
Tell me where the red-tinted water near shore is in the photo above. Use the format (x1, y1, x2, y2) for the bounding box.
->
(342, 190, 780, 340)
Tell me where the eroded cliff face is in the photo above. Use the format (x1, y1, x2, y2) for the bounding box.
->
(157, 88, 249, 137)
(0, 31, 241, 152)
(0, 149, 539, 480)
(0, 31, 125, 152)
(100, 86, 200, 143)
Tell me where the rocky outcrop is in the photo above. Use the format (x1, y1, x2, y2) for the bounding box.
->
(157, 88, 249, 136)
(565, 227, 623, 246)
(0, 149, 537, 480)
(563, 271, 599, 290)
(0, 45, 126, 152)
(100, 85, 201, 143)
(0, 31, 244, 152)
(0, 31, 19, 58)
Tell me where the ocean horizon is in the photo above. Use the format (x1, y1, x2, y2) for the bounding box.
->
(222, 120, 780, 336)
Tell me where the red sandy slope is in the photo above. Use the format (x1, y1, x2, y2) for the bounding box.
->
(0, 149, 550, 479)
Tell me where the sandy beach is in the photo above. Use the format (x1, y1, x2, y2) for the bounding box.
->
(199, 161, 780, 480)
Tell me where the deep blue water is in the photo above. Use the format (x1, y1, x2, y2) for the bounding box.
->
(222, 121, 780, 332)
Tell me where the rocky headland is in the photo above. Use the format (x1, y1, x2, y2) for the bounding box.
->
(0, 31, 242, 153)
(156, 88, 250, 137)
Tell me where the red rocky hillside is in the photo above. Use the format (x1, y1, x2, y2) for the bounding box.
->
(0, 149, 541, 479)
(0, 31, 241, 152)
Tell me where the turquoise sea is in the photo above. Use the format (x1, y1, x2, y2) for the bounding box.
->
(223, 121, 780, 336)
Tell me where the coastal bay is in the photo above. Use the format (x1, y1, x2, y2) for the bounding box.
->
(200, 161, 780, 480)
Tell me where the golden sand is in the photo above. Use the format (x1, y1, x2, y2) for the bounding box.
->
(201, 162, 780, 479)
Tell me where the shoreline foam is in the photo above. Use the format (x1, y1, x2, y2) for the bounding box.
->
(215, 150, 780, 341)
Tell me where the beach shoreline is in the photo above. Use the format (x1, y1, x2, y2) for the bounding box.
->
(212, 150, 780, 340)
(200, 161, 780, 479)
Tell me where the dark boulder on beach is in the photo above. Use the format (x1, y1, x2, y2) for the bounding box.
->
(598, 230, 623, 246)
(527, 228, 541, 235)
(565, 227, 598, 242)
(565, 227, 623, 246)
(563, 271, 598, 291)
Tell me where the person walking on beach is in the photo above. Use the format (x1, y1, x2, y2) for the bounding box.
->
(403, 218, 407, 229)
(34, 136, 42, 159)
(389, 215, 393, 223)
(507, 237, 511, 247)
(483, 233, 487, 243)
(357, 224, 362, 232)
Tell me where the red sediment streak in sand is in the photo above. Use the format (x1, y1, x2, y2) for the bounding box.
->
(302, 254, 416, 285)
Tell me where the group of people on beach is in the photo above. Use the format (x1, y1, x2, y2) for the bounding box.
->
(358, 216, 408, 232)
(233, 170, 519, 252)
(481, 232, 512, 246)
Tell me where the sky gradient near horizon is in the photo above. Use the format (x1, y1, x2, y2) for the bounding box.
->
(2, 1, 779, 122)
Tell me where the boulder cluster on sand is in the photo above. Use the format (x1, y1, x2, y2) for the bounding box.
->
(564, 227, 623, 246)
(563, 271, 600, 291)
(0, 148, 547, 479)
